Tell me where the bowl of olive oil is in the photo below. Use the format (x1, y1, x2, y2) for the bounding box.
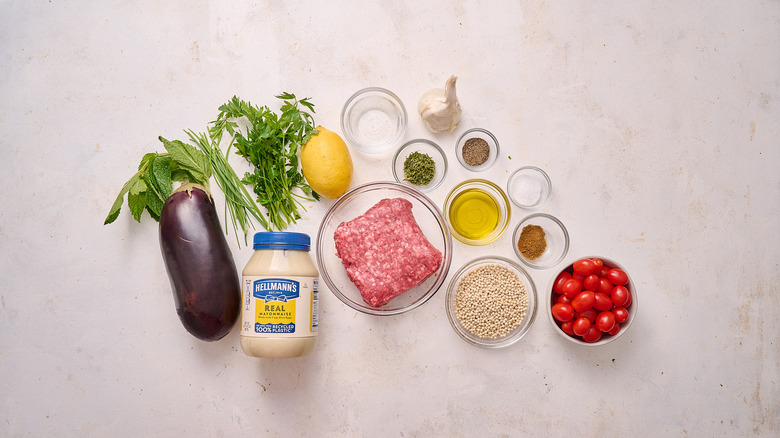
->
(444, 179, 511, 245)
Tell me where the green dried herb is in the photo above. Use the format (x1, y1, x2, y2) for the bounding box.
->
(403, 151, 435, 186)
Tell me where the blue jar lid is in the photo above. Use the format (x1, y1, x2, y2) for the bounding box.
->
(253, 232, 311, 250)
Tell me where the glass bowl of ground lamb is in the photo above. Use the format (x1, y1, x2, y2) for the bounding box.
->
(316, 182, 454, 316)
(455, 128, 499, 171)
(446, 256, 538, 348)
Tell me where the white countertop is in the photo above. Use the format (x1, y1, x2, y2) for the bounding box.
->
(1, 1, 778, 436)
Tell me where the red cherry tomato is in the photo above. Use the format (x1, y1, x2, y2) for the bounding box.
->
(591, 258, 603, 272)
(572, 258, 597, 276)
(607, 268, 629, 286)
(593, 292, 613, 311)
(572, 317, 591, 336)
(553, 271, 572, 294)
(595, 311, 616, 332)
(582, 326, 603, 343)
(575, 308, 597, 323)
(551, 303, 575, 322)
(555, 294, 572, 305)
(613, 306, 629, 323)
(560, 320, 576, 336)
(572, 272, 585, 282)
(583, 274, 600, 291)
(611, 285, 630, 307)
(599, 265, 612, 277)
(571, 291, 595, 313)
(624, 289, 633, 307)
(561, 278, 583, 299)
(598, 278, 614, 294)
(607, 323, 620, 336)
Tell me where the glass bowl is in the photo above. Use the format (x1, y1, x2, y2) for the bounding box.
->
(455, 128, 499, 171)
(392, 139, 448, 192)
(507, 166, 552, 209)
(316, 181, 453, 316)
(443, 179, 510, 246)
(547, 256, 638, 346)
(512, 213, 569, 269)
(446, 256, 538, 348)
(340, 87, 408, 154)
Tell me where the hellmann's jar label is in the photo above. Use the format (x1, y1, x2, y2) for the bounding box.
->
(241, 276, 318, 337)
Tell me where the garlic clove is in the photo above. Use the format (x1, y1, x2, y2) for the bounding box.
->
(418, 75, 462, 133)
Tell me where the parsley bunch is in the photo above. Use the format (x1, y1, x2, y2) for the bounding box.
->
(209, 93, 319, 231)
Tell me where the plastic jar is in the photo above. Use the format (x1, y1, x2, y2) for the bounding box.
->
(240, 232, 319, 358)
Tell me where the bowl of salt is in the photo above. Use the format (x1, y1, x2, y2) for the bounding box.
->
(507, 166, 551, 209)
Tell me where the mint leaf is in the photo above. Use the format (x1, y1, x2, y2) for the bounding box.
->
(145, 187, 165, 219)
(159, 136, 210, 184)
(150, 155, 173, 199)
(139, 152, 157, 171)
(104, 172, 141, 225)
(170, 169, 192, 182)
(127, 178, 147, 223)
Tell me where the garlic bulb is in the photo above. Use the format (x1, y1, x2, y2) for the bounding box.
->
(417, 75, 462, 133)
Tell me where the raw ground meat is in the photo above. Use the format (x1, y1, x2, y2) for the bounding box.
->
(334, 198, 443, 308)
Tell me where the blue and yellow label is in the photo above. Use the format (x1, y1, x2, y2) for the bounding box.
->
(241, 275, 318, 337)
(253, 278, 300, 302)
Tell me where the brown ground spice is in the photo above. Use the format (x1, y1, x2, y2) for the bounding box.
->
(517, 224, 546, 260)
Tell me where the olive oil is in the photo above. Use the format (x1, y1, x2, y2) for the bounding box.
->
(448, 188, 500, 240)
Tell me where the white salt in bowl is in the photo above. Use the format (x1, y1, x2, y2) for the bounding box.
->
(316, 182, 453, 316)
(507, 166, 552, 209)
(341, 87, 408, 154)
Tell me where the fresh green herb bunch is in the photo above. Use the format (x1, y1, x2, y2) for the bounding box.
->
(209, 93, 319, 231)
(104, 137, 213, 224)
(403, 151, 436, 186)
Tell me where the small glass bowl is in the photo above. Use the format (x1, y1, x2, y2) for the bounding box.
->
(455, 128, 499, 171)
(507, 166, 552, 209)
(512, 213, 569, 269)
(316, 182, 453, 316)
(446, 256, 538, 348)
(547, 256, 638, 346)
(392, 139, 448, 192)
(340, 87, 408, 154)
(444, 179, 511, 246)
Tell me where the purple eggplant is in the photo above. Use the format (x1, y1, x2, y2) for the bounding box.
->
(159, 183, 240, 341)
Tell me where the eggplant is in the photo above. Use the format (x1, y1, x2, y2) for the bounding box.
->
(159, 183, 240, 341)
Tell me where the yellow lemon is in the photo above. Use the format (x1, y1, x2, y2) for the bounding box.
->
(301, 126, 353, 199)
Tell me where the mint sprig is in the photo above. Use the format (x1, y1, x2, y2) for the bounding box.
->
(103, 137, 212, 225)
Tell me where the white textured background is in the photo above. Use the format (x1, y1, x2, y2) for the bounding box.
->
(1, 1, 778, 436)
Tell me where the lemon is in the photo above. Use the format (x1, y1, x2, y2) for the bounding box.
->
(301, 126, 353, 199)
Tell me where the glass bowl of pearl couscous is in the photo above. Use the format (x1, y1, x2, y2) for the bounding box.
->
(445, 256, 538, 348)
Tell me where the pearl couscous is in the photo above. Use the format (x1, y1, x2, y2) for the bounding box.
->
(454, 264, 528, 339)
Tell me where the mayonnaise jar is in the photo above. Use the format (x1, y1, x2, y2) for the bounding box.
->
(240, 232, 318, 358)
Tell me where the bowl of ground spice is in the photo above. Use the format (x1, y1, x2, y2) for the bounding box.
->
(392, 139, 448, 192)
(445, 256, 538, 348)
(513, 213, 569, 269)
(455, 128, 499, 171)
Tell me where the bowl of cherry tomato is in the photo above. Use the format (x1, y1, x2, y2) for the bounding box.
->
(548, 256, 637, 346)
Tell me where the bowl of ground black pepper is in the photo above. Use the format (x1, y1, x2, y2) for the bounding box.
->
(445, 256, 538, 348)
(392, 139, 448, 192)
(513, 213, 569, 269)
(455, 128, 499, 171)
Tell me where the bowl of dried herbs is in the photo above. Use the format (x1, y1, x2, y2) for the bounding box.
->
(392, 139, 448, 192)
